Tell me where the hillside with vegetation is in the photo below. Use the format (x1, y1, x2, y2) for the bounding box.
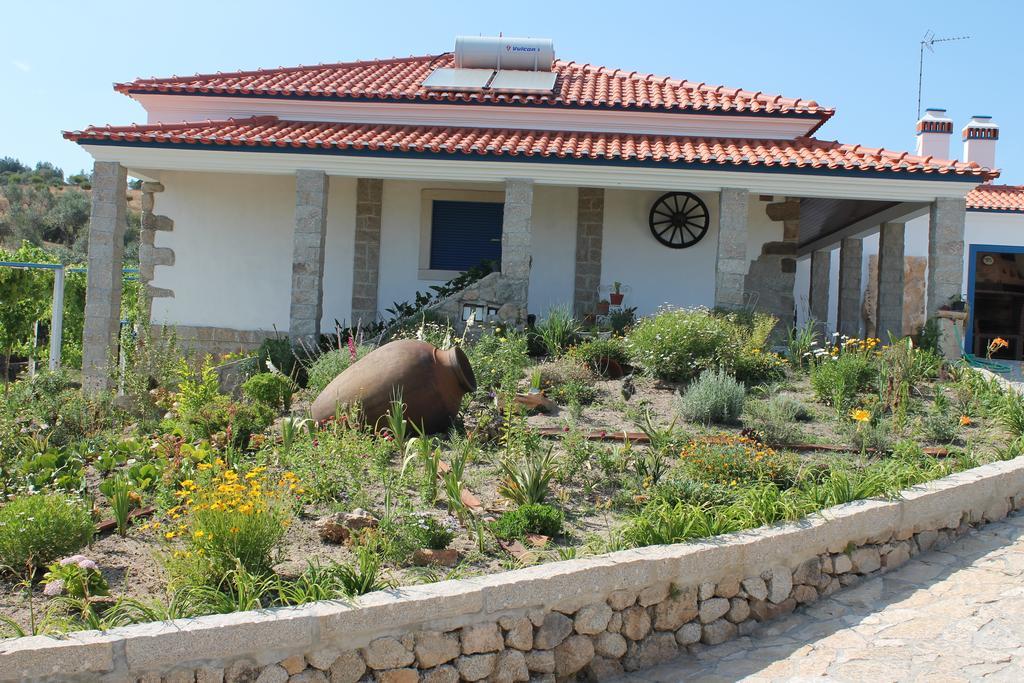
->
(0, 156, 140, 262)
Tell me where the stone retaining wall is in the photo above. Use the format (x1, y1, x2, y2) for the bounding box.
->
(4, 457, 1024, 682)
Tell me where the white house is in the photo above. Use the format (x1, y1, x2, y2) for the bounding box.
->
(795, 108, 1024, 359)
(65, 36, 995, 392)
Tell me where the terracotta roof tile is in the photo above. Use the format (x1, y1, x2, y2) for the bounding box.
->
(967, 185, 1024, 212)
(64, 116, 994, 180)
(114, 54, 832, 122)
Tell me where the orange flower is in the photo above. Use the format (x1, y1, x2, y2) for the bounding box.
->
(960, 415, 972, 426)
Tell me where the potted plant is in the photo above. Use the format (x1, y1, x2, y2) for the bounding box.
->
(596, 298, 610, 316)
(609, 282, 624, 306)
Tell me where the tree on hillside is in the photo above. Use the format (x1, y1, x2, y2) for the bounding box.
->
(43, 189, 91, 244)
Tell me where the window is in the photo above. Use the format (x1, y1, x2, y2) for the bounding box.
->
(428, 200, 504, 272)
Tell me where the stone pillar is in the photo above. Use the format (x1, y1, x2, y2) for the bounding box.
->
(809, 250, 831, 328)
(573, 187, 604, 317)
(350, 178, 383, 327)
(837, 238, 863, 337)
(926, 198, 967, 320)
(289, 170, 329, 344)
(82, 161, 127, 394)
(499, 179, 534, 319)
(715, 188, 749, 309)
(876, 222, 906, 341)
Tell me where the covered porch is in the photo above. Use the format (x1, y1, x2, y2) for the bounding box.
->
(71, 124, 980, 392)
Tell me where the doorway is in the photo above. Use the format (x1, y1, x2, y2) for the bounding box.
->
(967, 244, 1024, 360)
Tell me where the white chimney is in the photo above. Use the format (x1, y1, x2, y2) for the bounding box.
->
(963, 115, 999, 169)
(915, 108, 953, 158)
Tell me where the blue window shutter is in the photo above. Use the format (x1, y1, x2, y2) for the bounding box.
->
(429, 200, 504, 271)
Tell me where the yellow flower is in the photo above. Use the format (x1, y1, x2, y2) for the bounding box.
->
(165, 531, 176, 540)
(193, 530, 206, 539)
(850, 409, 871, 423)
(197, 462, 212, 471)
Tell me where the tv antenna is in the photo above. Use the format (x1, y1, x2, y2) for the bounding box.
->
(917, 30, 970, 119)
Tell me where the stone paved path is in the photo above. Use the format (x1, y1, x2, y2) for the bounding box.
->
(617, 512, 1024, 682)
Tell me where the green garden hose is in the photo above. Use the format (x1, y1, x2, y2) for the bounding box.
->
(955, 321, 1012, 373)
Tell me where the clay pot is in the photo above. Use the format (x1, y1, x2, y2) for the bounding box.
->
(310, 340, 476, 433)
(609, 292, 624, 306)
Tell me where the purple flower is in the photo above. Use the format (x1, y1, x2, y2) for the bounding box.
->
(77, 559, 99, 571)
(43, 579, 65, 597)
(59, 554, 88, 566)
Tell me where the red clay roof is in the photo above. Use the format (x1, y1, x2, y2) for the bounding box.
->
(63, 116, 994, 180)
(114, 53, 833, 121)
(967, 185, 1024, 212)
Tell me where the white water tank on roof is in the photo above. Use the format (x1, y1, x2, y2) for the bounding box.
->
(454, 36, 555, 71)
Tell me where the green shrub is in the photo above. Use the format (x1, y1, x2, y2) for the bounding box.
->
(242, 372, 295, 411)
(677, 369, 746, 425)
(228, 402, 275, 448)
(732, 348, 787, 386)
(306, 345, 371, 395)
(42, 555, 109, 598)
(567, 336, 629, 376)
(745, 395, 810, 445)
(533, 306, 581, 357)
(491, 503, 564, 540)
(0, 493, 94, 573)
(165, 467, 297, 587)
(847, 417, 893, 453)
(626, 308, 737, 382)
(809, 353, 877, 411)
(466, 329, 531, 392)
(403, 513, 457, 550)
(680, 436, 795, 487)
(536, 358, 597, 406)
(256, 337, 298, 379)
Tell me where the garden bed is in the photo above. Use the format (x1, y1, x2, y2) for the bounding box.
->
(1, 308, 1023, 647)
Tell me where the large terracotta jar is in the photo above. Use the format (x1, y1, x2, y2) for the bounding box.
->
(310, 340, 477, 433)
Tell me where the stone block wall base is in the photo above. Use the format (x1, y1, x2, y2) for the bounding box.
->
(153, 325, 276, 359)
(744, 241, 796, 335)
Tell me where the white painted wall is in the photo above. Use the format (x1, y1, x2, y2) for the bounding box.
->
(152, 172, 294, 330)
(527, 186, 577, 314)
(152, 174, 786, 332)
(602, 190, 780, 316)
(321, 177, 357, 332)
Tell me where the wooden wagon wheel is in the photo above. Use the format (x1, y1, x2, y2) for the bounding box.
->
(648, 192, 710, 249)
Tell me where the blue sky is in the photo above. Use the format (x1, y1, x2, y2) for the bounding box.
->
(2, 0, 1020, 183)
